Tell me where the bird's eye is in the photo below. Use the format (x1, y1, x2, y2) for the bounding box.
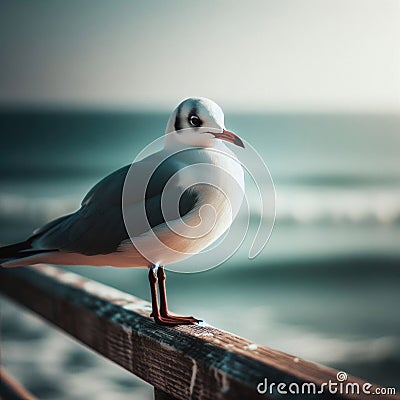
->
(189, 115, 202, 127)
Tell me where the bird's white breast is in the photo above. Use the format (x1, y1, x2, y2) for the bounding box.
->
(122, 143, 245, 266)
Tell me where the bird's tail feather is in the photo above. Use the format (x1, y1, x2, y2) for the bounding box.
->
(0, 240, 32, 259)
(0, 241, 56, 266)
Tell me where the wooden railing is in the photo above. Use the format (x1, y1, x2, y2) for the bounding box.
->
(0, 265, 398, 400)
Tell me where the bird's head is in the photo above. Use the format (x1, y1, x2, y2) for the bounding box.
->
(165, 97, 244, 149)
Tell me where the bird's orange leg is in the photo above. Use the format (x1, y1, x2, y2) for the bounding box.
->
(157, 266, 200, 324)
(148, 266, 199, 326)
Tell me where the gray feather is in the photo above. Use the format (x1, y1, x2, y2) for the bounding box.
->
(30, 151, 199, 255)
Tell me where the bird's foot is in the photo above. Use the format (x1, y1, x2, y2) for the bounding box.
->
(163, 314, 201, 324)
(151, 312, 201, 326)
(161, 309, 201, 324)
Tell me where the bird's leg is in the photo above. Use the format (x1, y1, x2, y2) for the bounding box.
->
(148, 265, 198, 326)
(157, 266, 200, 324)
(148, 266, 162, 321)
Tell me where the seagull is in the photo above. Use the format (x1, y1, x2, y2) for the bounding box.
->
(0, 97, 245, 326)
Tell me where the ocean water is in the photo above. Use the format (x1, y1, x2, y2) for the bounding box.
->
(0, 110, 399, 398)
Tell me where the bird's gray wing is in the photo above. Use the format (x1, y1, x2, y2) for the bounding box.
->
(30, 153, 199, 255)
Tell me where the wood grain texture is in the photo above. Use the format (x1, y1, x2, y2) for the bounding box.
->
(154, 387, 180, 400)
(0, 265, 398, 400)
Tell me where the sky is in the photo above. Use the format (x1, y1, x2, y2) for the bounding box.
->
(0, 0, 399, 112)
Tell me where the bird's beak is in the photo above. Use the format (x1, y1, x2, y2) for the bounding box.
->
(212, 129, 245, 148)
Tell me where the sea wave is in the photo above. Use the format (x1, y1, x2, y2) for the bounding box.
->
(274, 187, 400, 225)
(1, 186, 400, 227)
(0, 194, 79, 225)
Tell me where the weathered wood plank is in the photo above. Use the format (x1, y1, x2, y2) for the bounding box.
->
(154, 387, 180, 400)
(0, 265, 398, 400)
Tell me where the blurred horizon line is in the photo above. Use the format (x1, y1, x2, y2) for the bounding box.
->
(0, 101, 399, 116)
